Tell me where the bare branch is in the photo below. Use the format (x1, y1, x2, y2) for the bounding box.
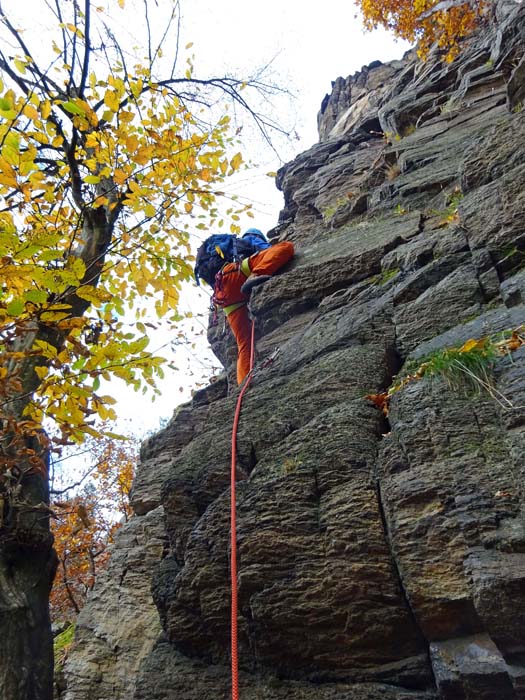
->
(50, 457, 104, 496)
(152, 0, 179, 71)
(169, 1, 182, 79)
(66, 1, 79, 96)
(78, 0, 91, 98)
(66, 129, 85, 210)
(60, 557, 81, 614)
(143, 0, 153, 66)
(53, 0, 69, 65)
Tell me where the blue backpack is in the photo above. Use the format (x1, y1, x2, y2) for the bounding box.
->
(194, 229, 270, 287)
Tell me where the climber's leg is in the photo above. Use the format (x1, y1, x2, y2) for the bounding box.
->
(247, 241, 294, 276)
(226, 305, 252, 384)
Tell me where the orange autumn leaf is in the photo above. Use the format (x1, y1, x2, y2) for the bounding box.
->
(356, 0, 486, 62)
(365, 392, 390, 415)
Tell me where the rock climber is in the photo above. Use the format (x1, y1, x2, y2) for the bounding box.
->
(196, 229, 294, 384)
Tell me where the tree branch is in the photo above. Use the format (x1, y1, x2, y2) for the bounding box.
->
(0, 7, 65, 98)
(143, 0, 153, 66)
(169, 1, 182, 79)
(78, 0, 91, 98)
(60, 556, 81, 615)
(66, 0, 79, 96)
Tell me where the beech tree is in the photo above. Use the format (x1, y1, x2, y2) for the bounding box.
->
(356, 0, 486, 61)
(0, 1, 286, 697)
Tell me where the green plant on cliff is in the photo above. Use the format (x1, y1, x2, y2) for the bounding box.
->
(322, 193, 354, 223)
(370, 267, 401, 286)
(356, 0, 487, 62)
(408, 337, 497, 394)
(282, 455, 304, 475)
(366, 328, 525, 414)
(53, 624, 75, 673)
(394, 203, 409, 215)
(440, 97, 461, 115)
(427, 186, 463, 224)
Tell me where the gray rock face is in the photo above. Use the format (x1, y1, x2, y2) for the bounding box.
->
(63, 508, 166, 700)
(64, 2, 525, 699)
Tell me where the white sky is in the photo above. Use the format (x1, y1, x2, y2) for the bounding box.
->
(179, 0, 411, 233)
(3, 0, 411, 436)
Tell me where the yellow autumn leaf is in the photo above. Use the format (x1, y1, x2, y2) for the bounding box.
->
(0, 171, 18, 188)
(33, 340, 58, 358)
(14, 58, 26, 74)
(76, 285, 113, 304)
(40, 311, 71, 323)
(40, 100, 52, 119)
(230, 153, 243, 171)
(103, 89, 120, 113)
(119, 110, 134, 123)
(113, 168, 128, 185)
(23, 104, 40, 121)
(459, 338, 487, 353)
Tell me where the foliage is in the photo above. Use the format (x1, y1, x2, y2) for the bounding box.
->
(366, 327, 525, 414)
(356, 0, 486, 61)
(394, 203, 408, 215)
(406, 337, 497, 392)
(371, 267, 400, 286)
(321, 193, 354, 223)
(442, 187, 464, 222)
(0, 0, 285, 480)
(53, 623, 75, 672)
(384, 161, 401, 181)
(281, 455, 303, 475)
(427, 186, 464, 225)
(50, 432, 137, 621)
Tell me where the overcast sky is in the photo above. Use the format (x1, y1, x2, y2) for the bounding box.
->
(178, 0, 411, 234)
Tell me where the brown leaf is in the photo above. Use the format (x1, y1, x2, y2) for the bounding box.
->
(365, 392, 390, 415)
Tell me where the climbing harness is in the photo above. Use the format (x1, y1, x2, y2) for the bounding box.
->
(212, 259, 252, 314)
(230, 318, 256, 700)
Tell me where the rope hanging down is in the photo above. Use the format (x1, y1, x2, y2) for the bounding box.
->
(230, 318, 256, 700)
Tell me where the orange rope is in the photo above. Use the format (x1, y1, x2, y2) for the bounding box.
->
(230, 318, 256, 700)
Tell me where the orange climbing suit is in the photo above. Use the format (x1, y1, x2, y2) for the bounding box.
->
(213, 241, 294, 384)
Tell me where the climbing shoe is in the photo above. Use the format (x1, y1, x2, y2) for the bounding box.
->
(240, 274, 272, 295)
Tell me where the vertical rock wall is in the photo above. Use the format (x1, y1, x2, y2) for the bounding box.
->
(64, 3, 525, 699)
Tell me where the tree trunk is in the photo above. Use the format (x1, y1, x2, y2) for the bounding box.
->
(0, 207, 112, 699)
(0, 445, 58, 700)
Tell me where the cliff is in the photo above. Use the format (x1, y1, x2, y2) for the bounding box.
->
(63, 2, 525, 698)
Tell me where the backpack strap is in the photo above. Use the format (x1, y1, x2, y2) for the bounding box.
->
(240, 257, 251, 277)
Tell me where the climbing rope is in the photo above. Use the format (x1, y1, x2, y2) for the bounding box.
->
(230, 318, 256, 700)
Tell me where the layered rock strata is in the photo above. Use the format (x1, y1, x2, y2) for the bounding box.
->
(64, 3, 525, 699)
